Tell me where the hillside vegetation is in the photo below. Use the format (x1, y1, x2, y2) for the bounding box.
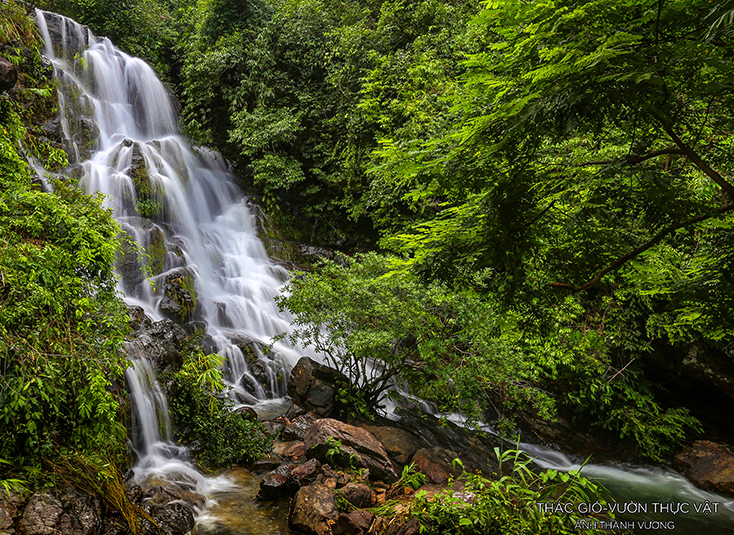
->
(6, 0, 734, 477)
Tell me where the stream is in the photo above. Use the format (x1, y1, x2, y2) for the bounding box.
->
(35, 10, 734, 535)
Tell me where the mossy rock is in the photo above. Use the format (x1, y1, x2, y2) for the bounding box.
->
(159, 268, 200, 322)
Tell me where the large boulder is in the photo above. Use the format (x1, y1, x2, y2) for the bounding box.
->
(304, 419, 398, 482)
(360, 425, 425, 466)
(289, 485, 338, 535)
(287, 357, 349, 417)
(674, 441, 734, 496)
(56, 487, 102, 535)
(380, 410, 501, 477)
(18, 494, 66, 535)
(0, 56, 18, 93)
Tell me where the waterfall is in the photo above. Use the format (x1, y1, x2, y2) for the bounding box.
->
(36, 10, 303, 485)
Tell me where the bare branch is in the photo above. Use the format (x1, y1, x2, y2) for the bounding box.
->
(550, 203, 734, 292)
(573, 147, 685, 167)
(653, 110, 734, 200)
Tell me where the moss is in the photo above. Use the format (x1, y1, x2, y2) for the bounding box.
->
(130, 158, 150, 199)
(181, 272, 197, 311)
(146, 227, 167, 275)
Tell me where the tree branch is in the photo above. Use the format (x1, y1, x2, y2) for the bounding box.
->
(652, 110, 734, 200)
(573, 147, 685, 167)
(550, 203, 734, 292)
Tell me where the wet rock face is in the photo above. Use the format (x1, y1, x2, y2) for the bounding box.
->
(18, 491, 101, 535)
(41, 13, 89, 57)
(159, 269, 200, 323)
(287, 357, 349, 418)
(304, 418, 398, 483)
(125, 307, 188, 374)
(289, 485, 338, 535)
(0, 56, 18, 93)
(674, 440, 734, 496)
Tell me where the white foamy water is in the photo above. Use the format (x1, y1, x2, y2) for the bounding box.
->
(36, 10, 305, 487)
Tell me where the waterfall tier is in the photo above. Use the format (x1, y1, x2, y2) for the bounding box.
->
(36, 9, 304, 485)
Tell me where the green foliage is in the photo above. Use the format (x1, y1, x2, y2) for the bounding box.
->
(411, 450, 622, 535)
(0, 459, 28, 498)
(389, 462, 426, 498)
(175, 0, 482, 245)
(279, 253, 555, 422)
(324, 436, 360, 470)
(46, 0, 179, 79)
(0, 20, 131, 469)
(166, 350, 273, 469)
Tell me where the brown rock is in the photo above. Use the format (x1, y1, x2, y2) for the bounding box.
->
(361, 426, 424, 465)
(411, 448, 462, 484)
(283, 413, 318, 441)
(332, 510, 375, 535)
(674, 441, 734, 496)
(18, 494, 67, 535)
(339, 483, 374, 508)
(289, 485, 338, 535)
(291, 458, 322, 486)
(384, 518, 421, 535)
(305, 419, 398, 482)
(0, 57, 17, 93)
(285, 442, 307, 460)
(259, 464, 298, 499)
(287, 357, 349, 417)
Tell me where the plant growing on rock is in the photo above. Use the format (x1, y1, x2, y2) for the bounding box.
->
(165, 350, 272, 469)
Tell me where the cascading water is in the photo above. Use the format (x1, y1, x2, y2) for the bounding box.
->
(35, 10, 304, 486)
